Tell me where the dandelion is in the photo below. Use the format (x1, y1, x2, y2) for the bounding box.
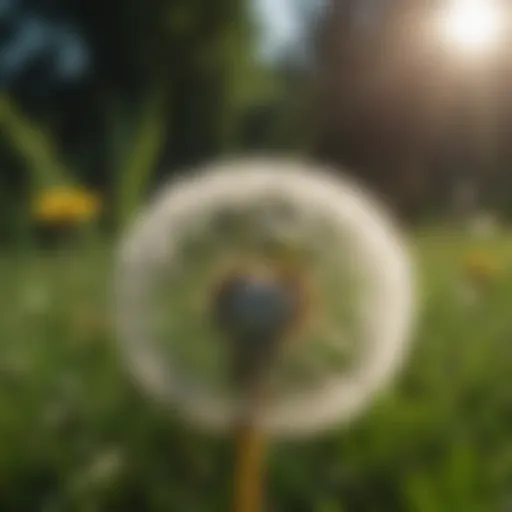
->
(463, 249, 500, 290)
(116, 159, 416, 512)
(31, 186, 101, 226)
(116, 158, 416, 437)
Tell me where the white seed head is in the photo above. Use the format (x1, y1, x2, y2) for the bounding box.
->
(115, 158, 416, 438)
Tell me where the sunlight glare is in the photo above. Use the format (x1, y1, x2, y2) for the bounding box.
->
(442, 0, 503, 54)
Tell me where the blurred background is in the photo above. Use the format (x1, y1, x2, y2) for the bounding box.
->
(0, 0, 511, 510)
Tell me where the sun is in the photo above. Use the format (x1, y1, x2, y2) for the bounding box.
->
(442, 0, 503, 54)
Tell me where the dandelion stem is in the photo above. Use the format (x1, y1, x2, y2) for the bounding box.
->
(233, 419, 266, 512)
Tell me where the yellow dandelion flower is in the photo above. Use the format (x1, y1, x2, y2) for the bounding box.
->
(464, 250, 500, 288)
(32, 187, 102, 226)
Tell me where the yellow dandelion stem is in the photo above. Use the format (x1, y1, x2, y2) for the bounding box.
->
(233, 421, 266, 512)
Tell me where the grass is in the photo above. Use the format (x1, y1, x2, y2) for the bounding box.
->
(0, 228, 511, 511)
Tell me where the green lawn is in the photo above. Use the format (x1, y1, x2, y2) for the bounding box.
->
(0, 230, 511, 511)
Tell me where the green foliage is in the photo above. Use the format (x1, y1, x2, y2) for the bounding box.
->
(0, 0, 308, 244)
(0, 95, 70, 190)
(0, 230, 511, 510)
(111, 89, 167, 228)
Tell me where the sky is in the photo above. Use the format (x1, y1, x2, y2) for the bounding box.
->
(251, 0, 385, 63)
(251, 0, 327, 63)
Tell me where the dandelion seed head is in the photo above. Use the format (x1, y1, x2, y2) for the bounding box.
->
(116, 159, 416, 438)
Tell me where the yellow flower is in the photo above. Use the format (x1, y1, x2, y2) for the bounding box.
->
(464, 250, 500, 287)
(32, 187, 101, 225)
